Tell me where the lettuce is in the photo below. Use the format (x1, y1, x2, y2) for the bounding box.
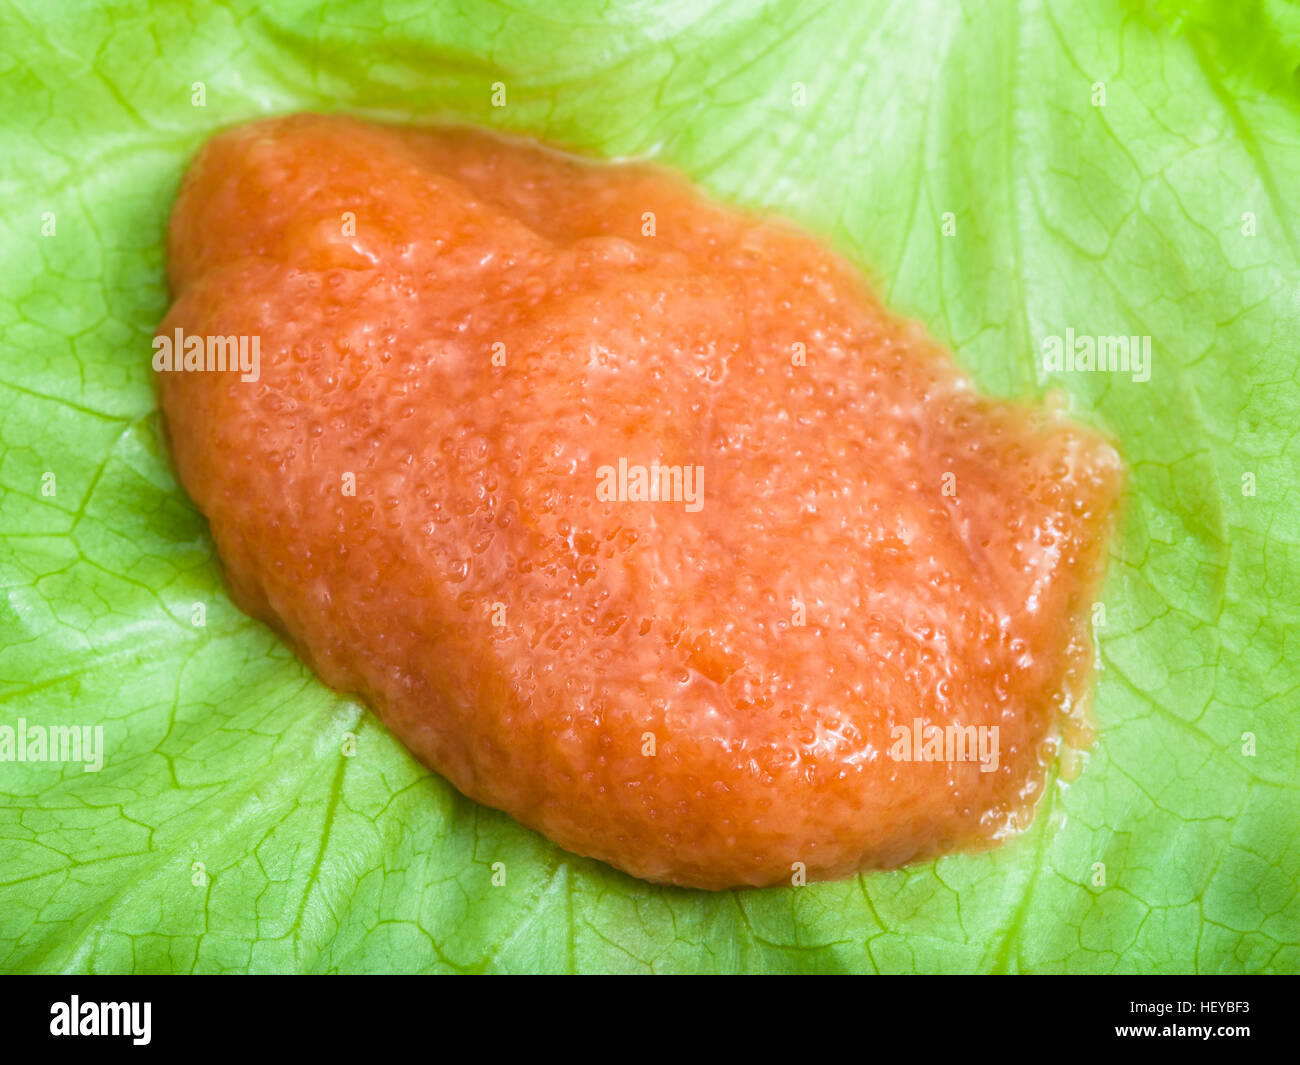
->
(1, 0, 1297, 973)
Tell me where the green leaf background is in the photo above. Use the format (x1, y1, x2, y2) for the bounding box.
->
(1, 0, 1297, 973)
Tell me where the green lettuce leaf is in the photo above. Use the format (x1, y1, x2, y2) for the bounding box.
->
(1, 0, 1297, 973)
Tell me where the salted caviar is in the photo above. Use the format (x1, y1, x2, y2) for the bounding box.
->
(156, 115, 1122, 888)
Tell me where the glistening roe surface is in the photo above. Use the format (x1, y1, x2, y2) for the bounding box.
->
(157, 114, 1121, 889)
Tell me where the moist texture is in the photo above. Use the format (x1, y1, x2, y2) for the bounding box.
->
(157, 114, 1122, 889)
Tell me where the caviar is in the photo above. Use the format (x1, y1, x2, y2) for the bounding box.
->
(157, 115, 1121, 888)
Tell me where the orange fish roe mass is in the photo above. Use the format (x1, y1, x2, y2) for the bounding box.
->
(156, 114, 1122, 889)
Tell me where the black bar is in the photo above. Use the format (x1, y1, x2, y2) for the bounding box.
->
(0, 975, 1289, 1052)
